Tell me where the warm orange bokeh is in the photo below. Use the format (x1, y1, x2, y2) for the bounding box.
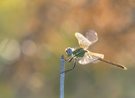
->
(0, 0, 134, 98)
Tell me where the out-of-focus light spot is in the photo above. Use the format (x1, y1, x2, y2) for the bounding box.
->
(0, 39, 21, 61)
(22, 40, 37, 56)
(27, 73, 43, 92)
(36, 45, 52, 60)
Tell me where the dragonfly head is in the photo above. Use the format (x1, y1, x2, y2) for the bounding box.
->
(65, 47, 74, 56)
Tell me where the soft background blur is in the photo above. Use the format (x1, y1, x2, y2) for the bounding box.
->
(0, 0, 135, 98)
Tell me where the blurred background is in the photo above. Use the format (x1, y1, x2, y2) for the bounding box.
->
(0, 0, 135, 98)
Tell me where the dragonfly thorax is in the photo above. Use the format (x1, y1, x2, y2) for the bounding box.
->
(65, 47, 87, 58)
(73, 48, 87, 57)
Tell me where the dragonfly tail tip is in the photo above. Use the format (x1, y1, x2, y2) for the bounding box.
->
(123, 66, 127, 70)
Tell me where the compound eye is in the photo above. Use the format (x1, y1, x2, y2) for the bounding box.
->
(65, 47, 73, 56)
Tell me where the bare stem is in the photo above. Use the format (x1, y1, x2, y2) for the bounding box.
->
(60, 55, 65, 98)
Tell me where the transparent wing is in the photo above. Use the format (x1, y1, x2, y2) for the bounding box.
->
(85, 30, 98, 44)
(78, 51, 104, 65)
(75, 30, 98, 49)
(75, 32, 92, 49)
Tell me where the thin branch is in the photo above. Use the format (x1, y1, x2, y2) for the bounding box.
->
(60, 55, 65, 98)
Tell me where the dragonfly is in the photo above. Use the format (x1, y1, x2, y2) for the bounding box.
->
(62, 30, 127, 73)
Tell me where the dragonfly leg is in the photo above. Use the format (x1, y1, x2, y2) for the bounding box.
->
(60, 60, 77, 74)
(64, 57, 74, 62)
(68, 57, 74, 62)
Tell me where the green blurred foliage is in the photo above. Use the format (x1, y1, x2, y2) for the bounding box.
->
(0, 0, 135, 98)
